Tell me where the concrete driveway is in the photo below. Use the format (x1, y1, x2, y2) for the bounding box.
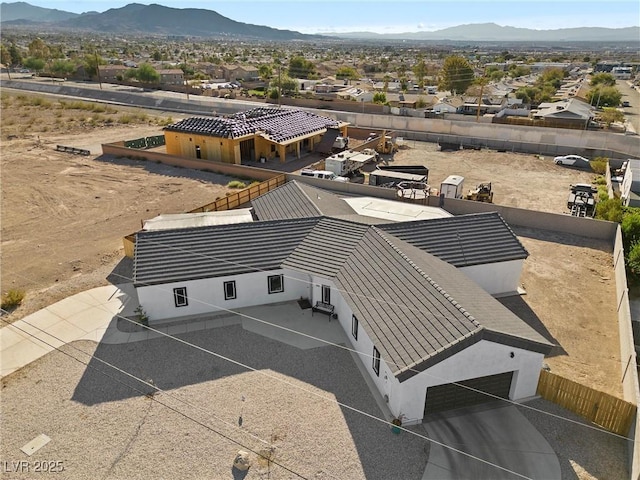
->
(422, 402, 560, 480)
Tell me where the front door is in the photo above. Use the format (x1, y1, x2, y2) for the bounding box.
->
(322, 285, 331, 304)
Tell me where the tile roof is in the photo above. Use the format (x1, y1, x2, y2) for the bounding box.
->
(164, 108, 340, 143)
(134, 214, 552, 380)
(251, 182, 321, 221)
(133, 218, 318, 286)
(378, 212, 528, 267)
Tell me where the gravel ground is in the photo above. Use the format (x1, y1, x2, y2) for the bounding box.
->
(1, 327, 428, 480)
(1, 323, 629, 480)
(516, 398, 629, 480)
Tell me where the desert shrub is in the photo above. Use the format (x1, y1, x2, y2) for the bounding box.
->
(593, 176, 607, 185)
(1, 289, 25, 310)
(595, 197, 622, 223)
(622, 209, 640, 251)
(626, 242, 640, 281)
(227, 180, 247, 189)
(589, 157, 608, 175)
(118, 114, 132, 124)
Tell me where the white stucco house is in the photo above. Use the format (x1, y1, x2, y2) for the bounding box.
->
(620, 159, 640, 207)
(133, 182, 553, 423)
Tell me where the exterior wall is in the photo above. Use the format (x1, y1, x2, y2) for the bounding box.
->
(164, 131, 242, 164)
(137, 268, 309, 322)
(459, 259, 523, 296)
(395, 340, 545, 424)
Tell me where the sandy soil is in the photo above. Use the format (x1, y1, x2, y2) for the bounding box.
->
(1, 90, 235, 320)
(390, 142, 621, 398)
(0, 90, 622, 398)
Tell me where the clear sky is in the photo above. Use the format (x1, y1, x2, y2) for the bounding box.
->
(32, 0, 640, 34)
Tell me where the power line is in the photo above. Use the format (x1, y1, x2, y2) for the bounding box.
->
(1, 313, 534, 480)
(0, 317, 312, 480)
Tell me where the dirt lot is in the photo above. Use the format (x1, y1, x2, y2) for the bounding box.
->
(1, 90, 622, 398)
(1, 90, 236, 319)
(389, 142, 621, 398)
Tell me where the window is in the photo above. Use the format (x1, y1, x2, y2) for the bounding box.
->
(173, 287, 188, 307)
(268, 275, 284, 294)
(352, 315, 358, 340)
(223, 281, 236, 300)
(372, 346, 381, 376)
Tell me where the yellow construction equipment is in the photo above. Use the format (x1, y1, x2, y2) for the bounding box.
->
(465, 182, 494, 203)
(376, 130, 396, 154)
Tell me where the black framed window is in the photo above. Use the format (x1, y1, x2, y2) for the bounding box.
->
(372, 346, 380, 376)
(268, 275, 284, 294)
(352, 315, 358, 340)
(224, 281, 236, 300)
(173, 287, 188, 307)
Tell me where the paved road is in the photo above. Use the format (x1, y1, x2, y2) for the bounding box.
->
(617, 80, 640, 134)
(422, 402, 560, 480)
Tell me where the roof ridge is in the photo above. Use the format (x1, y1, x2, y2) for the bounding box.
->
(372, 227, 481, 328)
(288, 181, 323, 217)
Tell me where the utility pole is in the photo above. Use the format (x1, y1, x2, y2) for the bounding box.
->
(95, 49, 102, 90)
(476, 67, 487, 122)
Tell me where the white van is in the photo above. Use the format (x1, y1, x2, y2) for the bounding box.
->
(300, 169, 349, 182)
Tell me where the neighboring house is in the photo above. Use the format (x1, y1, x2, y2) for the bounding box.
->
(620, 159, 640, 207)
(459, 96, 507, 115)
(336, 87, 374, 102)
(432, 97, 463, 114)
(531, 98, 594, 124)
(157, 69, 184, 85)
(222, 64, 259, 81)
(163, 108, 348, 164)
(132, 181, 552, 423)
(98, 65, 128, 83)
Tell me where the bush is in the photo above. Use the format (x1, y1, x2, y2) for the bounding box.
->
(227, 180, 247, 189)
(1, 289, 25, 311)
(622, 210, 640, 251)
(589, 157, 608, 175)
(595, 197, 622, 222)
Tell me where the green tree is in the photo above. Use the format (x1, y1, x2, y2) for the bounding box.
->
(270, 74, 298, 96)
(335, 66, 359, 84)
(586, 86, 622, 108)
(412, 56, 428, 88)
(51, 59, 76, 77)
(622, 211, 640, 252)
(595, 197, 623, 223)
(8, 43, 23, 67)
(287, 56, 314, 79)
(136, 63, 160, 83)
(23, 57, 45, 74)
(27, 38, 50, 60)
(373, 92, 387, 104)
(258, 64, 273, 81)
(590, 72, 616, 87)
(83, 53, 106, 79)
(508, 65, 531, 78)
(438, 55, 475, 95)
(536, 68, 566, 89)
(0, 44, 11, 67)
(626, 242, 640, 277)
(599, 107, 625, 126)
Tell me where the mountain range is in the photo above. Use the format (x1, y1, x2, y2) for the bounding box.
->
(1, 2, 639, 42)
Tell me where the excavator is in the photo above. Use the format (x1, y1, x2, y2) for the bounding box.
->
(465, 182, 494, 203)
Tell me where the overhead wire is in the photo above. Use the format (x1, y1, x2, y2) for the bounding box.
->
(2, 311, 535, 480)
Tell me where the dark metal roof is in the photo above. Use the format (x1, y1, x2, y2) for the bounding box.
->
(251, 182, 321, 221)
(378, 212, 528, 267)
(133, 218, 318, 286)
(164, 108, 340, 143)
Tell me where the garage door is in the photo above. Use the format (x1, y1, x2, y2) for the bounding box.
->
(424, 371, 513, 416)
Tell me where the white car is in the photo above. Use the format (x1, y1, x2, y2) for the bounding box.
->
(554, 155, 590, 167)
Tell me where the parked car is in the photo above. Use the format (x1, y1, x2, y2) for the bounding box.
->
(554, 155, 590, 167)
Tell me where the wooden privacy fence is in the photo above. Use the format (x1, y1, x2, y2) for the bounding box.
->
(188, 174, 286, 213)
(537, 369, 636, 436)
(122, 174, 287, 258)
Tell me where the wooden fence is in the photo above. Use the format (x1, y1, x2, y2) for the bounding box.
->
(537, 369, 636, 436)
(189, 174, 286, 213)
(122, 174, 287, 258)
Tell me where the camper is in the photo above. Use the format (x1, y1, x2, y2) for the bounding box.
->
(440, 175, 465, 199)
(300, 169, 349, 183)
(325, 150, 376, 177)
(369, 169, 428, 188)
